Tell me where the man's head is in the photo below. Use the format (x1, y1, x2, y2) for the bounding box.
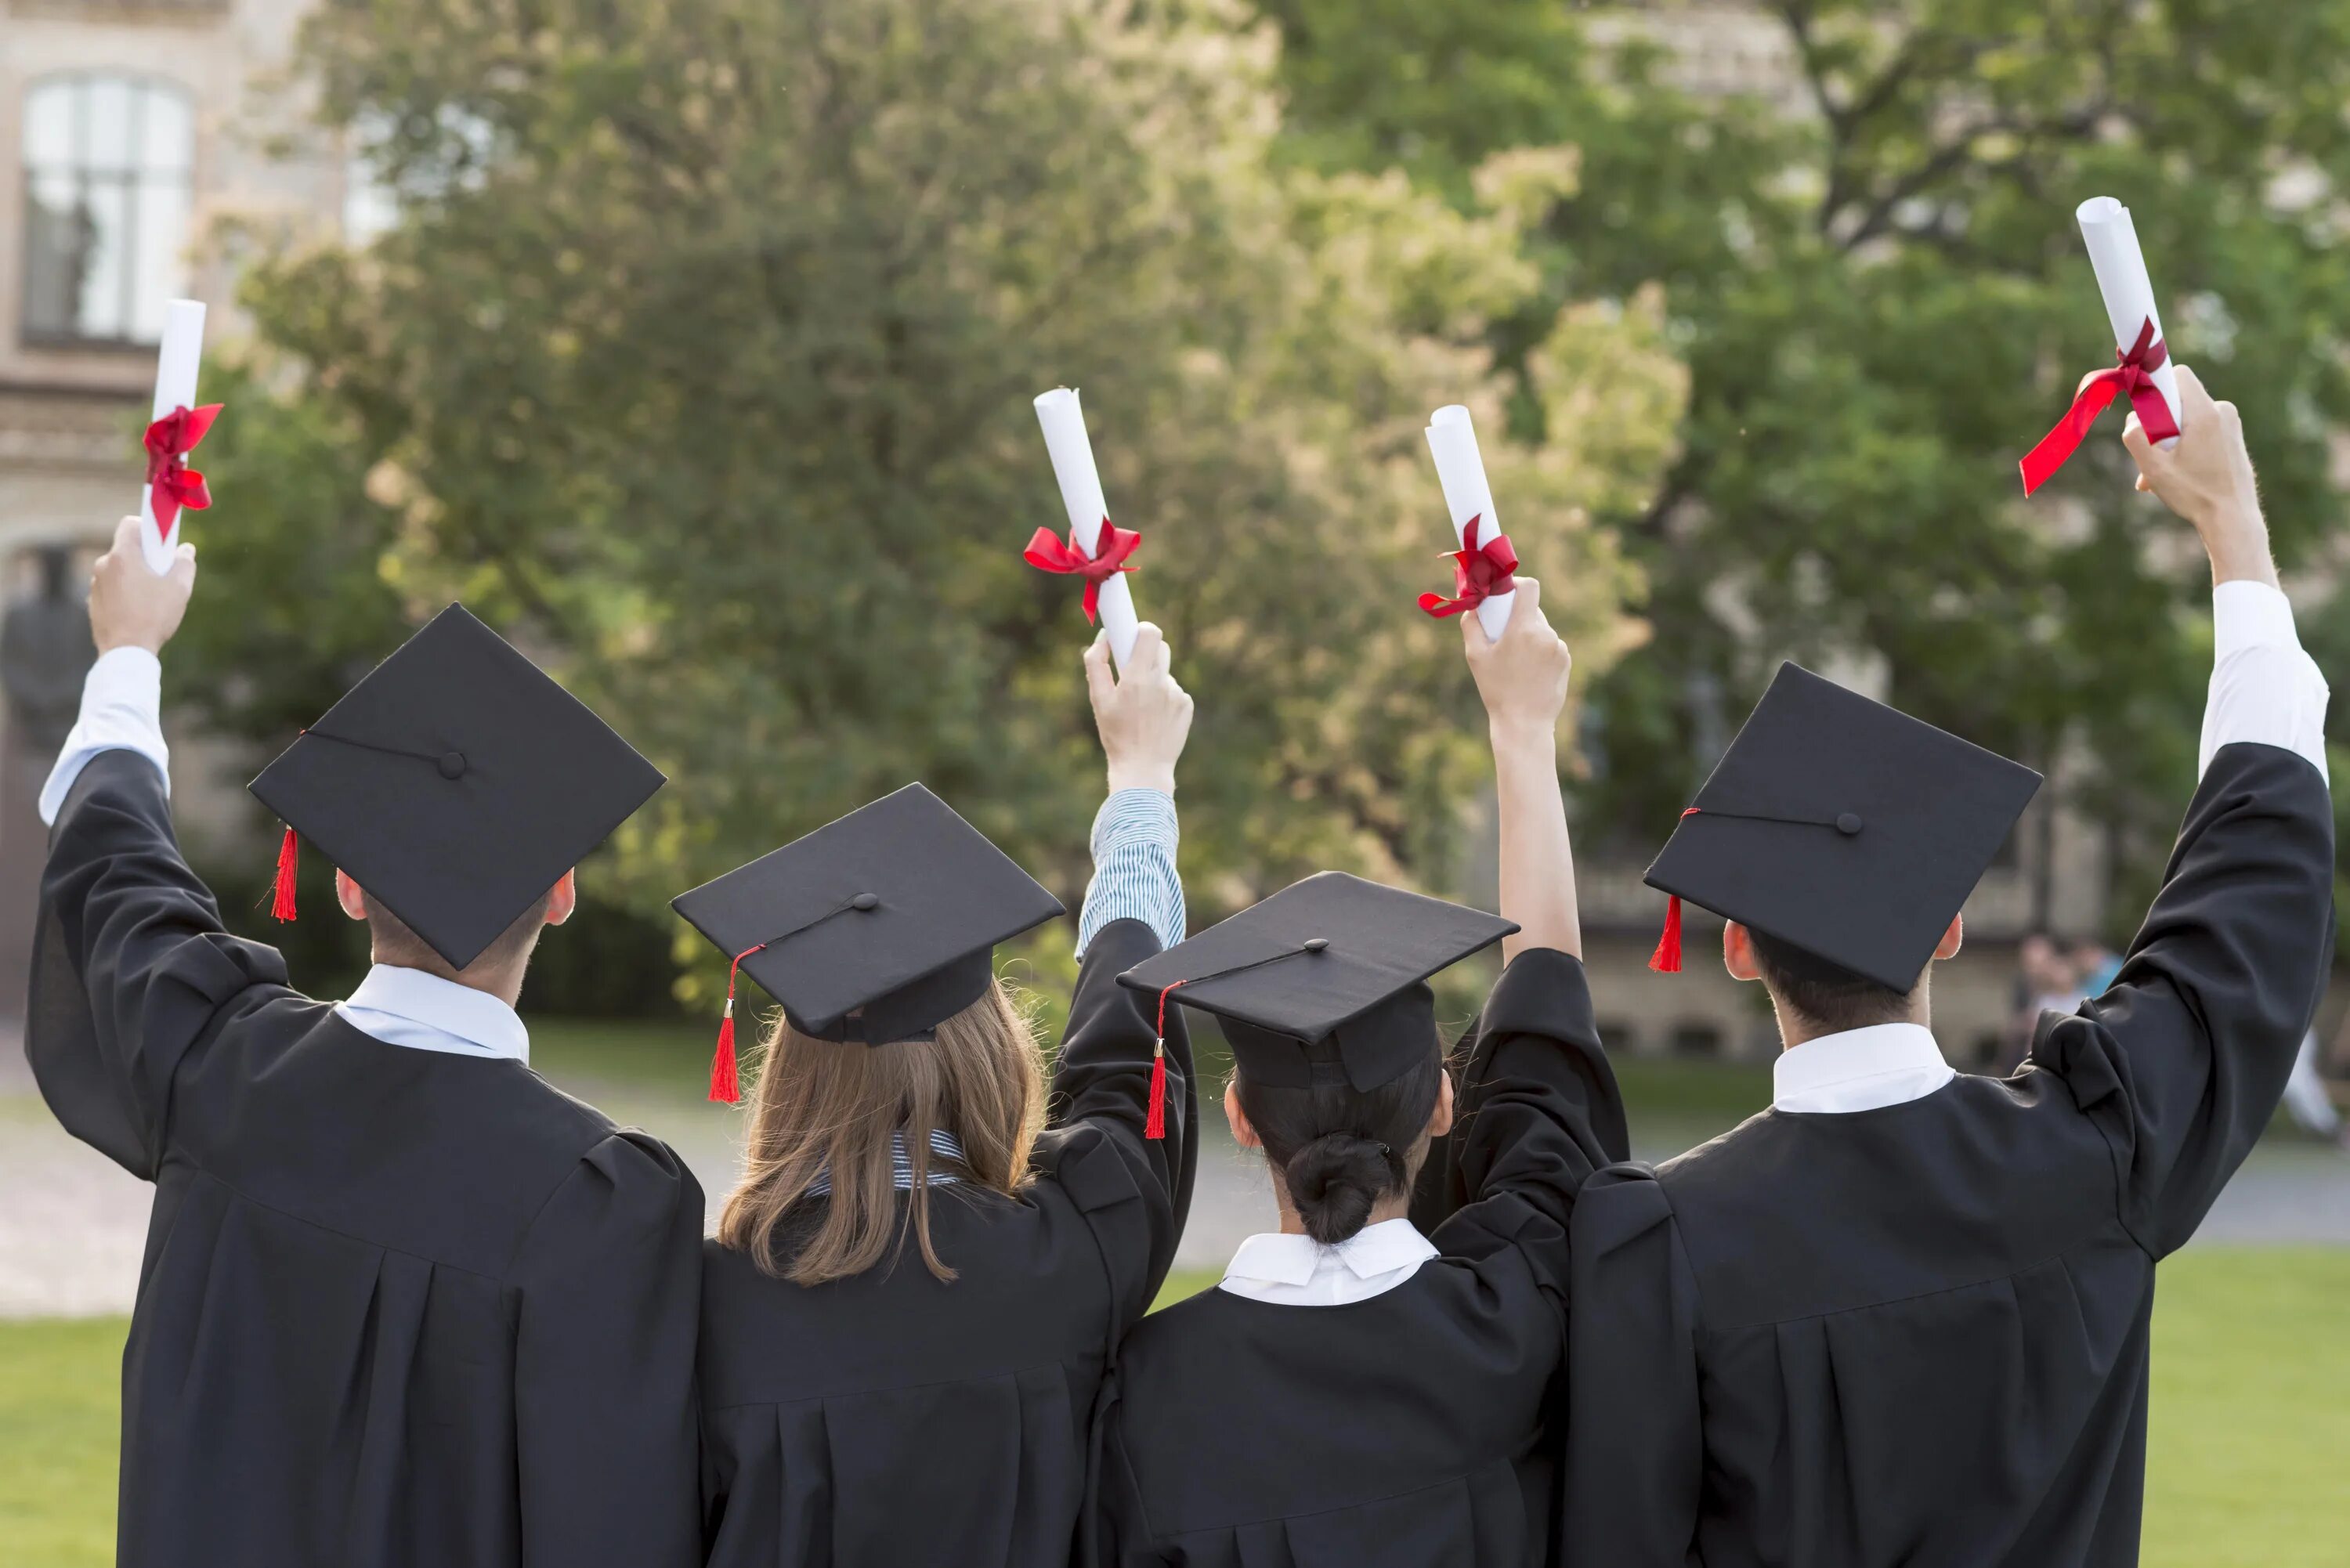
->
(1723, 915, 1963, 1045)
(335, 869, 577, 1004)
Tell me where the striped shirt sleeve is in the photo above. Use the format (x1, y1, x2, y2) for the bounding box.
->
(1076, 787, 1184, 957)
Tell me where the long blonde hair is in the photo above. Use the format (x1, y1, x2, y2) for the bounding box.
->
(717, 980, 1047, 1285)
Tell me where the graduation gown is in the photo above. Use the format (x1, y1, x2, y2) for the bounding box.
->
(1564, 740, 2335, 1567)
(27, 752, 705, 1568)
(697, 914, 1197, 1568)
(1090, 947, 1628, 1568)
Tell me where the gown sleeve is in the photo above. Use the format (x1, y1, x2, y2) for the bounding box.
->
(1039, 915, 1197, 1327)
(508, 1129, 706, 1568)
(1423, 947, 1629, 1281)
(1560, 1164, 1705, 1567)
(28, 748, 291, 1178)
(2031, 740, 2334, 1257)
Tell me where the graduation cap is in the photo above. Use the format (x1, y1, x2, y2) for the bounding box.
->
(248, 604, 666, 970)
(1117, 872, 1516, 1123)
(671, 783, 1067, 1103)
(1643, 663, 2041, 992)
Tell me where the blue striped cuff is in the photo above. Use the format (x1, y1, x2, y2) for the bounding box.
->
(1076, 787, 1185, 956)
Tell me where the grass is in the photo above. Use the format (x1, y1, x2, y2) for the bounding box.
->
(0, 1318, 119, 1568)
(9, 1250, 2341, 1565)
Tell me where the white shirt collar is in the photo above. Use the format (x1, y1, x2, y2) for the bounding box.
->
(1773, 1022, 1954, 1115)
(1217, 1218, 1441, 1306)
(334, 964, 531, 1064)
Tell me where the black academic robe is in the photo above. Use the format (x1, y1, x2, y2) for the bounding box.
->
(696, 914, 1196, 1568)
(1090, 947, 1628, 1568)
(28, 751, 704, 1568)
(1564, 740, 2334, 1568)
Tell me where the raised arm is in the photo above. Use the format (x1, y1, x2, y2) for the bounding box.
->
(28, 518, 287, 1178)
(1042, 623, 1198, 1311)
(1416, 579, 1625, 1245)
(1465, 578, 1580, 961)
(2037, 369, 2335, 1255)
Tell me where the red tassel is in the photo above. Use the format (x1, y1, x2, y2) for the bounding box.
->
(707, 1010, 739, 1104)
(1144, 980, 1185, 1140)
(1144, 1046, 1168, 1140)
(708, 947, 759, 1105)
(1649, 894, 1683, 974)
(270, 827, 299, 922)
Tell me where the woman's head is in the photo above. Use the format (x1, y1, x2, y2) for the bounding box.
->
(717, 978, 1046, 1286)
(1226, 1037, 1453, 1246)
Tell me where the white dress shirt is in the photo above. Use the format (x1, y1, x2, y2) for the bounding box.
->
(2200, 580, 2329, 781)
(334, 963, 533, 1063)
(1773, 1022, 1954, 1113)
(39, 645, 171, 825)
(1218, 1217, 1441, 1306)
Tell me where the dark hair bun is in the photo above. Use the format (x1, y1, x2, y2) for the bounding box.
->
(1283, 1133, 1401, 1245)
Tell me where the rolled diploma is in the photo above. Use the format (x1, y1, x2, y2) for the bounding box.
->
(2076, 197, 2181, 449)
(139, 299, 208, 574)
(1033, 388, 1140, 670)
(1424, 406, 1513, 641)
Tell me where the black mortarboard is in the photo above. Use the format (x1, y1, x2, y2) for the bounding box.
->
(1643, 662, 2041, 991)
(671, 783, 1066, 1101)
(248, 604, 664, 970)
(1116, 872, 1517, 1093)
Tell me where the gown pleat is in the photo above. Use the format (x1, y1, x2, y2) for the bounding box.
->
(698, 916, 1195, 1568)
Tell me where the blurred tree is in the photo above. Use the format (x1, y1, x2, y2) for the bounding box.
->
(184, 0, 1686, 1005)
(1264, 0, 2350, 929)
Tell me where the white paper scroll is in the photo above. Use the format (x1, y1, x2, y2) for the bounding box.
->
(2076, 197, 2182, 447)
(1032, 388, 1140, 670)
(1423, 405, 1514, 641)
(139, 299, 208, 574)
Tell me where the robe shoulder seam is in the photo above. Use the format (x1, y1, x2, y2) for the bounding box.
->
(1694, 1232, 2117, 1334)
(172, 1162, 512, 1286)
(700, 1351, 1086, 1413)
(1150, 1457, 1517, 1539)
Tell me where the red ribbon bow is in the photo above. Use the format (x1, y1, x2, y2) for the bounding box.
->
(143, 403, 224, 541)
(1418, 515, 1520, 619)
(2018, 319, 2180, 497)
(1023, 518, 1141, 623)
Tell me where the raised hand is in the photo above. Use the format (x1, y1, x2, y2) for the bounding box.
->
(2121, 366, 2278, 589)
(89, 513, 197, 655)
(1086, 622, 1193, 797)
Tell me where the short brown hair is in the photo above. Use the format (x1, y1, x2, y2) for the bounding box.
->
(365, 891, 553, 980)
(717, 980, 1046, 1286)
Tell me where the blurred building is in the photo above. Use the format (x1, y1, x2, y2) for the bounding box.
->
(0, 0, 363, 1013)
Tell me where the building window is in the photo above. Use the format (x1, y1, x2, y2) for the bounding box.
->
(20, 74, 195, 347)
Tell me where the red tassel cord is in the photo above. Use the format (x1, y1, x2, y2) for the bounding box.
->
(709, 946, 762, 1105)
(269, 826, 299, 922)
(1648, 895, 1683, 974)
(1145, 980, 1186, 1140)
(1648, 807, 1701, 974)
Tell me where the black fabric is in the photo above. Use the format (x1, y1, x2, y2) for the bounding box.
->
(1090, 948, 1627, 1567)
(1117, 872, 1516, 1091)
(1644, 663, 2042, 990)
(698, 916, 1195, 1568)
(672, 782, 1066, 1042)
(248, 604, 666, 968)
(1567, 740, 2333, 1568)
(29, 751, 704, 1568)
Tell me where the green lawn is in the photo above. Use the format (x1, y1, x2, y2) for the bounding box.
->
(9, 1248, 2343, 1565)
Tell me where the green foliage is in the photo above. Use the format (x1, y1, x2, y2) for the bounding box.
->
(192, 0, 1686, 1008)
(1263, 0, 2350, 920)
